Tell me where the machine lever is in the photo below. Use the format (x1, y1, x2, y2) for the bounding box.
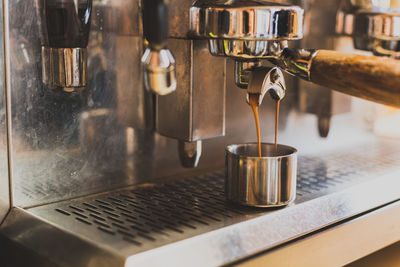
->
(277, 48, 400, 107)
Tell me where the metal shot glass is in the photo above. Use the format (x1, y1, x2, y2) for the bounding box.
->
(225, 143, 297, 207)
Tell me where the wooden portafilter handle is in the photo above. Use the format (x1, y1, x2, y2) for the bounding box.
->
(277, 48, 400, 107)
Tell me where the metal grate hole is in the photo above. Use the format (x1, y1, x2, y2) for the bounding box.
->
(98, 227, 115, 235)
(86, 208, 102, 215)
(90, 214, 106, 221)
(76, 217, 92, 225)
(69, 205, 85, 212)
(94, 220, 111, 228)
(72, 211, 88, 218)
(82, 202, 98, 209)
(55, 208, 70, 216)
(123, 236, 142, 246)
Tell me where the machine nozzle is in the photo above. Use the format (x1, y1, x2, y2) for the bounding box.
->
(142, 47, 177, 95)
(246, 67, 286, 106)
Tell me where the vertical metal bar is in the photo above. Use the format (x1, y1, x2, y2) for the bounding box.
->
(0, 0, 11, 224)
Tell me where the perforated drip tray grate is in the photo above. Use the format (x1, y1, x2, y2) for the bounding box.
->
(28, 140, 400, 262)
(51, 172, 245, 246)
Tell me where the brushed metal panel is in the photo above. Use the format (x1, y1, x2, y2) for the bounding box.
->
(115, 35, 154, 129)
(156, 39, 225, 141)
(92, 0, 141, 36)
(168, 0, 193, 38)
(192, 40, 225, 140)
(237, 201, 400, 267)
(156, 39, 192, 140)
(0, 0, 10, 223)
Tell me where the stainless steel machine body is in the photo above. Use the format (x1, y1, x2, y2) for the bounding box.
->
(1, 0, 400, 266)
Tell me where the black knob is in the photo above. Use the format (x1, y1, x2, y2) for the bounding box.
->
(39, 0, 93, 48)
(142, 0, 169, 49)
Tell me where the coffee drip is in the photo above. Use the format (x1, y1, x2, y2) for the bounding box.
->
(248, 94, 262, 157)
(274, 100, 280, 155)
(248, 94, 281, 157)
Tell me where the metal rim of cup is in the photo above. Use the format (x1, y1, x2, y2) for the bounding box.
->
(225, 143, 297, 159)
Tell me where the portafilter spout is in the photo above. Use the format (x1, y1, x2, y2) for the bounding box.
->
(246, 67, 286, 106)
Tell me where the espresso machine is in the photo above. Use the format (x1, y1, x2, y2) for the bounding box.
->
(1, 0, 400, 266)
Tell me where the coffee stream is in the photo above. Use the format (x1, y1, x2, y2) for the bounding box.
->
(274, 100, 280, 156)
(248, 94, 281, 157)
(248, 94, 262, 157)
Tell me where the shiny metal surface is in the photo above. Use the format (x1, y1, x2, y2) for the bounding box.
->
(141, 47, 177, 95)
(246, 67, 286, 105)
(354, 9, 400, 57)
(373, 39, 400, 57)
(225, 143, 297, 207)
(156, 39, 226, 142)
(301, 0, 352, 138)
(238, 200, 400, 267)
(36, 0, 92, 92)
(178, 140, 202, 168)
(277, 48, 317, 81)
(79, 108, 127, 171)
(41, 47, 87, 92)
(1, 207, 124, 267)
(208, 39, 288, 59)
(190, 0, 303, 60)
(114, 35, 154, 130)
(353, 9, 400, 40)
(0, 0, 10, 223)
(189, 1, 304, 41)
(336, 5, 400, 57)
(336, 9, 356, 36)
(234, 60, 261, 89)
(2, 139, 400, 266)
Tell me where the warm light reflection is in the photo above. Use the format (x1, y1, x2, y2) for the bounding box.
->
(374, 106, 400, 138)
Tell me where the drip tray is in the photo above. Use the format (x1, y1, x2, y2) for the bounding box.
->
(2, 140, 400, 266)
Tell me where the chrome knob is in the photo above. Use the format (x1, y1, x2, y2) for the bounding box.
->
(189, 0, 304, 59)
(141, 47, 177, 96)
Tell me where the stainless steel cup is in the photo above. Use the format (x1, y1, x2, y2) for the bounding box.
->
(225, 143, 297, 207)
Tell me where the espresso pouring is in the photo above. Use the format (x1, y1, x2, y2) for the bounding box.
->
(248, 94, 280, 157)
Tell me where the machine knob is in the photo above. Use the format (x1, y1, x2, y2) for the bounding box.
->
(141, 0, 177, 95)
(37, 0, 92, 92)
